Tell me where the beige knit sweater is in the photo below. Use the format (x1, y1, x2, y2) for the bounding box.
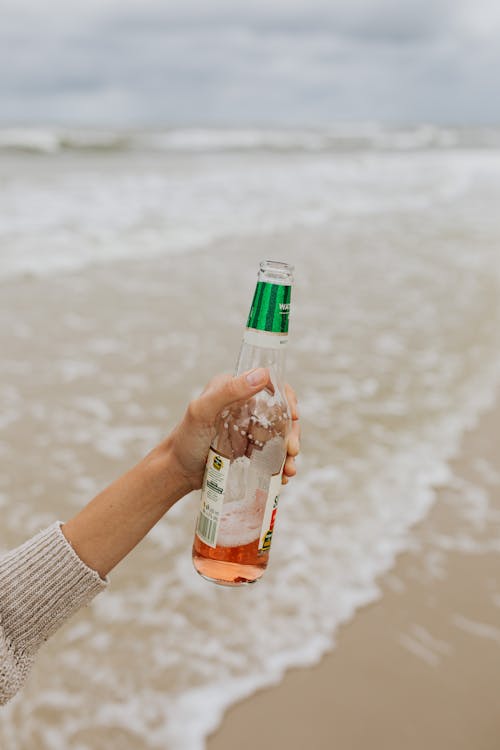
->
(0, 522, 107, 705)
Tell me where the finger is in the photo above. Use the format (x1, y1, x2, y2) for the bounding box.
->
(285, 383, 299, 421)
(192, 368, 271, 424)
(283, 454, 297, 478)
(286, 420, 301, 457)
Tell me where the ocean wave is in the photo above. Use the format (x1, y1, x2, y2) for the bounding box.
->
(1, 125, 500, 155)
(1, 139, 500, 749)
(2, 144, 497, 283)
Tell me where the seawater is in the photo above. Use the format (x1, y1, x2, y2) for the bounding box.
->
(1, 126, 500, 749)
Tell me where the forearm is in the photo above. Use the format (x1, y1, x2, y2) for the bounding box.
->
(62, 437, 191, 578)
(0, 439, 189, 706)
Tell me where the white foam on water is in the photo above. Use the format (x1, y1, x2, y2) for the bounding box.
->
(452, 615, 500, 643)
(5, 367, 500, 750)
(1, 132, 500, 749)
(1, 128, 500, 282)
(399, 624, 452, 667)
(1, 125, 500, 156)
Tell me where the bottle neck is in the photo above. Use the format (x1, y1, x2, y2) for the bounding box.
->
(246, 280, 291, 338)
(235, 338, 287, 381)
(236, 260, 293, 382)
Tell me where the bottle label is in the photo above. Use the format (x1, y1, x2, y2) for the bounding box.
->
(196, 448, 230, 548)
(246, 281, 291, 334)
(258, 469, 283, 553)
(196, 448, 285, 553)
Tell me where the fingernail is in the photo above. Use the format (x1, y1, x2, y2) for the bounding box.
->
(246, 368, 266, 386)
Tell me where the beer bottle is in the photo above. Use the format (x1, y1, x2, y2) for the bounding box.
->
(192, 260, 294, 586)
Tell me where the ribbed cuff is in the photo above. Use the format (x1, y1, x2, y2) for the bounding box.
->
(0, 522, 108, 656)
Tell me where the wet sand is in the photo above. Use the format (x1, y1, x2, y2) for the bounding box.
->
(209, 398, 500, 750)
(1, 232, 500, 749)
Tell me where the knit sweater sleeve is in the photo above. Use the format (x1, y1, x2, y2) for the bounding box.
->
(0, 522, 107, 706)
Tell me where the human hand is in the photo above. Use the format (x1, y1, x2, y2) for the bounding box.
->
(62, 369, 300, 578)
(282, 382, 300, 485)
(166, 368, 300, 492)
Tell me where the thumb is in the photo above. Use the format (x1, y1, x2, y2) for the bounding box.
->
(195, 368, 270, 423)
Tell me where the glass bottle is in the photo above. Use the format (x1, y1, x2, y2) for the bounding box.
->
(192, 260, 294, 586)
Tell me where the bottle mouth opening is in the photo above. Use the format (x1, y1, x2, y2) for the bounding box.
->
(259, 260, 294, 284)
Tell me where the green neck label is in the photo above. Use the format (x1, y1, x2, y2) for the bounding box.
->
(246, 282, 291, 334)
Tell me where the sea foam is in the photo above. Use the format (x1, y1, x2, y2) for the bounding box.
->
(1, 129, 500, 749)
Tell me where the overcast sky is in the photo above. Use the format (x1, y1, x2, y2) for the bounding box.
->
(1, 0, 500, 126)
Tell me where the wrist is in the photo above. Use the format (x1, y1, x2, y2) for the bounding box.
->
(60, 435, 196, 578)
(148, 435, 195, 508)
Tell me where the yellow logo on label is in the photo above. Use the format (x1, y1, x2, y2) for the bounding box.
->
(213, 455, 223, 471)
(261, 496, 279, 552)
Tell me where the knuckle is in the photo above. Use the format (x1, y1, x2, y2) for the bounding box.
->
(186, 399, 201, 422)
(225, 377, 241, 402)
(207, 374, 224, 391)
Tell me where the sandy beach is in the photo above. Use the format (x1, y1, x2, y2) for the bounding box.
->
(2, 133, 500, 749)
(2, 0, 500, 736)
(209, 397, 500, 749)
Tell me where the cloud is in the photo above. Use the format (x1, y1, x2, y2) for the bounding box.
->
(1, 0, 499, 124)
